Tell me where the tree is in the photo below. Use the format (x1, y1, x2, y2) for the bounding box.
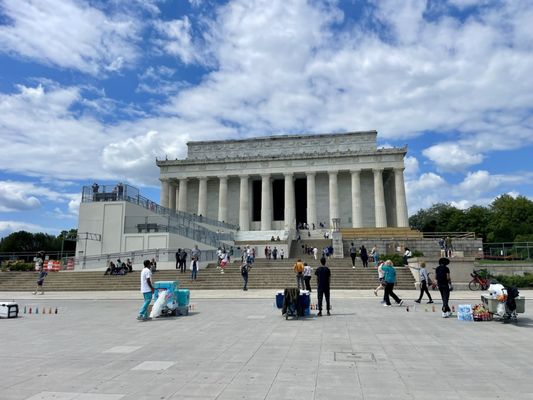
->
(487, 195, 533, 242)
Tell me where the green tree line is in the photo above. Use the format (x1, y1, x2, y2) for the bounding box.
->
(409, 194, 533, 242)
(0, 229, 77, 254)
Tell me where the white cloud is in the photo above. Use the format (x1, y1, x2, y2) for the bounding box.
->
(0, 180, 79, 213)
(423, 143, 484, 172)
(0, 0, 141, 75)
(0, 220, 51, 235)
(404, 156, 419, 178)
(153, 16, 204, 65)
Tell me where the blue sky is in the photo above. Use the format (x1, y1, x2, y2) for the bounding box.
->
(1, 0, 533, 237)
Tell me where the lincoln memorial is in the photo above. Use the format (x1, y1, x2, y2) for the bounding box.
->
(156, 130, 409, 231)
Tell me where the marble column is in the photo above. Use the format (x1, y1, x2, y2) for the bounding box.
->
(177, 178, 188, 212)
(306, 172, 317, 228)
(373, 168, 387, 227)
(160, 179, 169, 208)
(198, 177, 208, 217)
(328, 171, 339, 226)
(394, 168, 409, 227)
(239, 175, 250, 231)
(284, 173, 295, 230)
(351, 170, 363, 228)
(261, 174, 272, 231)
(218, 176, 228, 223)
(174, 184, 179, 210)
(168, 181, 176, 212)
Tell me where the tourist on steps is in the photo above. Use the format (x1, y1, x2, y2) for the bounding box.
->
(303, 262, 313, 292)
(349, 242, 357, 268)
(293, 259, 305, 289)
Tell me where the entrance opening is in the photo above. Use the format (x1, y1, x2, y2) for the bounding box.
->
(294, 178, 307, 225)
(252, 180, 261, 222)
(272, 179, 284, 221)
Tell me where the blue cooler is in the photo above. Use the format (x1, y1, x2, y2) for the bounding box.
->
(154, 281, 179, 301)
(299, 291, 311, 316)
(275, 291, 284, 309)
(177, 289, 190, 306)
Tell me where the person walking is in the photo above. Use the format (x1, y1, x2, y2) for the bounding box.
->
(190, 258, 199, 281)
(315, 257, 331, 316)
(381, 260, 404, 307)
(445, 237, 453, 257)
(436, 257, 452, 317)
(312, 246, 318, 260)
(33, 258, 47, 295)
(360, 245, 369, 268)
(411, 262, 434, 304)
(179, 249, 187, 273)
(137, 260, 154, 321)
(370, 245, 380, 267)
(403, 247, 412, 266)
(373, 261, 385, 299)
(241, 262, 251, 291)
(293, 259, 305, 289)
(303, 262, 313, 292)
(349, 243, 357, 268)
(280, 248, 284, 260)
(175, 249, 181, 270)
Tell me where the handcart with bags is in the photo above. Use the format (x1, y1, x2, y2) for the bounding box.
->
(276, 288, 311, 320)
(481, 284, 525, 322)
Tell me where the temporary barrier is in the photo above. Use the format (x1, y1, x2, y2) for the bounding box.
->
(47, 260, 61, 272)
(66, 259, 75, 270)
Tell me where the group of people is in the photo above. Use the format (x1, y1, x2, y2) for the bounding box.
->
(175, 245, 202, 280)
(348, 243, 380, 268)
(439, 236, 453, 257)
(373, 257, 453, 318)
(292, 257, 331, 316)
(104, 258, 134, 275)
(264, 246, 283, 260)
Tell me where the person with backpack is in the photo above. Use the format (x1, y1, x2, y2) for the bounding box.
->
(241, 262, 251, 291)
(293, 259, 305, 289)
(381, 260, 404, 307)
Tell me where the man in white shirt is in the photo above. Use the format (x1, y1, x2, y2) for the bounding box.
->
(137, 260, 154, 321)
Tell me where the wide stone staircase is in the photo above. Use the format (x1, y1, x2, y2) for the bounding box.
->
(0, 258, 415, 291)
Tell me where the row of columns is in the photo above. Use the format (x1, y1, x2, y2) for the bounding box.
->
(160, 169, 409, 229)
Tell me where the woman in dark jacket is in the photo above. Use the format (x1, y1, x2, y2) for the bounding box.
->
(359, 245, 369, 268)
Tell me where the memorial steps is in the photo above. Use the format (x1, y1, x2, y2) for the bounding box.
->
(0, 258, 415, 291)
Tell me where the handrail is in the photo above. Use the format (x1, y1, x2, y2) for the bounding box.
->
(81, 184, 239, 230)
(422, 232, 476, 239)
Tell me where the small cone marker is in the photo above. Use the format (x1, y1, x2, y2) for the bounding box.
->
(432, 305, 436, 312)
(406, 305, 409, 312)
(29, 307, 32, 314)
(42, 307, 45, 315)
(452, 305, 455, 313)
(49, 307, 52, 314)
(36, 307, 39, 314)
(55, 307, 58, 314)
(23, 306, 27, 314)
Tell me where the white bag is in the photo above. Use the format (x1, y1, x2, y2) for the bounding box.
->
(150, 290, 167, 318)
(496, 302, 506, 317)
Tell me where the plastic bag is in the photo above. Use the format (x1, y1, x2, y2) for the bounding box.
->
(496, 302, 506, 317)
(488, 283, 504, 299)
(150, 289, 167, 318)
(457, 304, 473, 321)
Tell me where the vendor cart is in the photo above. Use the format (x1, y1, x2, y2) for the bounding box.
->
(481, 288, 525, 322)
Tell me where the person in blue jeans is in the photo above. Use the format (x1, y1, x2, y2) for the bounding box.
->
(137, 260, 154, 321)
(190, 258, 199, 281)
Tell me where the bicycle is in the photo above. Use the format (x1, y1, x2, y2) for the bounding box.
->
(468, 269, 490, 291)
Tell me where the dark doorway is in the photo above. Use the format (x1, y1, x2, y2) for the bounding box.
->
(252, 180, 261, 221)
(294, 178, 307, 225)
(272, 179, 284, 221)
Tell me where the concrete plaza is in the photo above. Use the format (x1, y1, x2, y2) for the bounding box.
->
(1, 290, 532, 400)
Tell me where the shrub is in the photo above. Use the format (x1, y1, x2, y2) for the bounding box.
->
(494, 273, 533, 288)
(412, 250, 424, 257)
(4, 260, 35, 271)
(379, 254, 403, 266)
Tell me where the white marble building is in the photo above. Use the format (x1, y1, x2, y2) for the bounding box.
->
(157, 131, 409, 231)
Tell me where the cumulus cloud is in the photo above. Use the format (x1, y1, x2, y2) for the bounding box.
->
(0, 0, 141, 75)
(0, 220, 51, 235)
(153, 16, 205, 65)
(0, 180, 78, 213)
(423, 143, 484, 172)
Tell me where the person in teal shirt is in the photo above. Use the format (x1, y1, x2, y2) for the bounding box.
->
(381, 260, 404, 307)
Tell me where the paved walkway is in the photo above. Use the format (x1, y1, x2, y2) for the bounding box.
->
(1, 291, 532, 400)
